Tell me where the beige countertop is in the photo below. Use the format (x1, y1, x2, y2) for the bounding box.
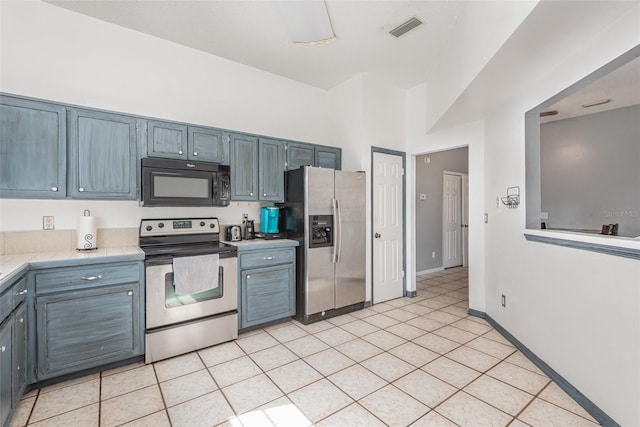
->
(222, 238, 300, 250)
(0, 246, 144, 292)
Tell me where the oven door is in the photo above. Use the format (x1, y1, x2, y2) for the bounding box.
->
(145, 255, 237, 329)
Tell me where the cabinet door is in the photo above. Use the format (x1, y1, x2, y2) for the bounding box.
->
(36, 283, 142, 380)
(259, 138, 285, 202)
(241, 264, 295, 328)
(314, 146, 342, 170)
(11, 304, 26, 407)
(0, 320, 11, 427)
(147, 120, 188, 160)
(68, 109, 140, 199)
(188, 126, 227, 163)
(0, 96, 66, 198)
(286, 142, 315, 171)
(230, 134, 259, 201)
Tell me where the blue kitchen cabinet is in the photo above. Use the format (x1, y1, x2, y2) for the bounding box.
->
(0, 273, 27, 427)
(314, 146, 342, 169)
(188, 127, 229, 164)
(285, 141, 315, 171)
(147, 120, 188, 160)
(230, 133, 259, 201)
(258, 138, 285, 202)
(68, 109, 142, 199)
(0, 95, 67, 198)
(32, 262, 144, 380)
(238, 247, 295, 330)
(0, 320, 11, 427)
(148, 121, 229, 164)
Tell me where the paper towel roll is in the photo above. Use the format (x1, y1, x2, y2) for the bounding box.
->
(77, 210, 97, 250)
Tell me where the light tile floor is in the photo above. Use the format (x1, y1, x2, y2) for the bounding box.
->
(10, 267, 601, 427)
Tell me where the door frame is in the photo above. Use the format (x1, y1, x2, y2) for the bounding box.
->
(371, 146, 407, 301)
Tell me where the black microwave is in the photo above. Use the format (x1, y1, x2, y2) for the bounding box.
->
(141, 157, 230, 207)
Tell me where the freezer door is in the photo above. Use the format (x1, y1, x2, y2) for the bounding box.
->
(334, 170, 366, 307)
(305, 167, 335, 215)
(305, 246, 335, 314)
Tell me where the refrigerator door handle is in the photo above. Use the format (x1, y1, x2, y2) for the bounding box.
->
(333, 198, 342, 263)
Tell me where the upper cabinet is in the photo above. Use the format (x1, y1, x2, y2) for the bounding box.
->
(285, 141, 342, 171)
(188, 126, 228, 164)
(0, 96, 67, 198)
(147, 120, 187, 160)
(315, 146, 341, 169)
(147, 120, 229, 164)
(230, 135, 286, 202)
(230, 133, 259, 201)
(259, 138, 285, 202)
(68, 109, 142, 200)
(285, 142, 314, 171)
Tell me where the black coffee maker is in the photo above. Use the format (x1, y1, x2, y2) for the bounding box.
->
(244, 220, 255, 240)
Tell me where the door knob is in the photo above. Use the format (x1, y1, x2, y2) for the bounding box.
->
(374, 233, 381, 239)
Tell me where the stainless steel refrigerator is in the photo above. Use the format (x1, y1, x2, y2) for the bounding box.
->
(279, 166, 366, 324)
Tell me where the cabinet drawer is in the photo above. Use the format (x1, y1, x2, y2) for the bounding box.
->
(240, 248, 294, 269)
(34, 262, 141, 294)
(1, 277, 26, 321)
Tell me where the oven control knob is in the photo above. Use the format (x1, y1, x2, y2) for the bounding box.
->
(145, 225, 152, 231)
(209, 224, 215, 228)
(158, 223, 165, 228)
(200, 221, 206, 227)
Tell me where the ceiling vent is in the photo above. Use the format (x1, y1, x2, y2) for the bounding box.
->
(582, 98, 612, 108)
(540, 110, 558, 117)
(389, 17, 422, 38)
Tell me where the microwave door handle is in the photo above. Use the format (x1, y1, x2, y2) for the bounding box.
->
(154, 172, 182, 176)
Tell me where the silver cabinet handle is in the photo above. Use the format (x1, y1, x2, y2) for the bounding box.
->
(16, 289, 27, 296)
(81, 275, 103, 281)
(0, 346, 5, 352)
(263, 193, 267, 197)
(127, 291, 133, 296)
(78, 187, 85, 192)
(193, 152, 198, 156)
(51, 186, 58, 192)
(186, 163, 196, 168)
(263, 256, 274, 260)
(178, 150, 183, 155)
(246, 275, 251, 279)
(18, 318, 24, 323)
(250, 192, 254, 196)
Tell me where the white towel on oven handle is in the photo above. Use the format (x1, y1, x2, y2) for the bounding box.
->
(173, 254, 219, 295)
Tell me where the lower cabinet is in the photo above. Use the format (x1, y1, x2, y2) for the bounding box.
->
(238, 247, 295, 330)
(31, 261, 144, 381)
(0, 274, 27, 427)
(0, 319, 12, 427)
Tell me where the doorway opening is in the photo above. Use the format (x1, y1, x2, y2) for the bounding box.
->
(415, 147, 469, 274)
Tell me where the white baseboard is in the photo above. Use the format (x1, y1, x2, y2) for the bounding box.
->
(417, 266, 444, 275)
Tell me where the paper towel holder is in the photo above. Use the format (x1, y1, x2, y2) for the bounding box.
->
(77, 209, 98, 251)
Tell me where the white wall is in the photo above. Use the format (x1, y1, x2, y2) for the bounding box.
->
(328, 72, 407, 302)
(408, 3, 640, 425)
(0, 0, 332, 231)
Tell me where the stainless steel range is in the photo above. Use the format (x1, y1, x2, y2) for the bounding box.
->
(140, 217, 238, 363)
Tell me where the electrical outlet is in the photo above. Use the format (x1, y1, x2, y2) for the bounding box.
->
(501, 294, 506, 307)
(496, 196, 500, 208)
(242, 213, 248, 223)
(484, 213, 489, 223)
(43, 216, 55, 230)
(432, 251, 436, 259)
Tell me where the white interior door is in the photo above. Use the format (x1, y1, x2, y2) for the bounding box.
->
(443, 172, 462, 268)
(373, 152, 404, 303)
(462, 173, 469, 268)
